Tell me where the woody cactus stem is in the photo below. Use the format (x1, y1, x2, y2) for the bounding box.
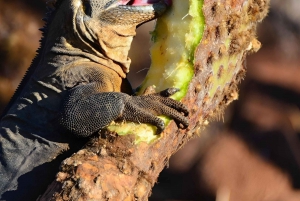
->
(38, 0, 269, 200)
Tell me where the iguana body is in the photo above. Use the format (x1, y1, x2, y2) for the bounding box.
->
(0, 0, 188, 200)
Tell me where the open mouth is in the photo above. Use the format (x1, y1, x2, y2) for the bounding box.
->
(119, 0, 171, 6)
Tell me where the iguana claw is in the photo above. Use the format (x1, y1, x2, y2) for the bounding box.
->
(121, 88, 189, 134)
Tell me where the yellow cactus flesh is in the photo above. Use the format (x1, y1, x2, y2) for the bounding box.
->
(108, 0, 205, 144)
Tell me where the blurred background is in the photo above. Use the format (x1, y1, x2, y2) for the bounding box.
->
(1, 0, 300, 200)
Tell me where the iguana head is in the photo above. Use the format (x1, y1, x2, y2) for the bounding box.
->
(78, 0, 170, 74)
(48, 0, 171, 76)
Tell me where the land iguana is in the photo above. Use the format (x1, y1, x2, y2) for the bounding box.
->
(0, 0, 188, 200)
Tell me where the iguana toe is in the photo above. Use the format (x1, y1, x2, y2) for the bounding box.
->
(121, 89, 189, 133)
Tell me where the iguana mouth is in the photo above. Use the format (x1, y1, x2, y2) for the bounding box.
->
(120, 0, 172, 6)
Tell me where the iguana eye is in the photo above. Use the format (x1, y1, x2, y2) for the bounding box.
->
(82, 0, 92, 16)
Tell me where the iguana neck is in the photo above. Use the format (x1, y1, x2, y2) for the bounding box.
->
(42, 0, 137, 78)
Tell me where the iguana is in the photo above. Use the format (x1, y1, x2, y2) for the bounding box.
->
(0, 0, 189, 200)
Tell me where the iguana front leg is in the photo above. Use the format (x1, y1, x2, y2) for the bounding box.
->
(58, 0, 188, 138)
(61, 83, 189, 137)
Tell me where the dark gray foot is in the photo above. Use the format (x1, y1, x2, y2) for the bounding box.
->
(120, 88, 189, 134)
(61, 85, 189, 137)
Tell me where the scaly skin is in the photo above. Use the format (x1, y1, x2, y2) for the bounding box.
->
(0, 0, 188, 200)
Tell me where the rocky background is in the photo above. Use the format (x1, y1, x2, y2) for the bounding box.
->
(0, 0, 300, 200)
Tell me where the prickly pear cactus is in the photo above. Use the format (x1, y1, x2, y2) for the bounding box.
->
(108, 0, 269, 143)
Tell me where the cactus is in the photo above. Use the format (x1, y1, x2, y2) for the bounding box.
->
(108, 0, 268, 144)
(108, 0, 205, 143)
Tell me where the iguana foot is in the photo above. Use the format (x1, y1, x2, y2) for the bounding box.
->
(61, 85, 188, 137)
(120, 88, 189, 134)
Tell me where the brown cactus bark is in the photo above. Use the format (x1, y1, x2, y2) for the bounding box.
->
(38, 0, 270, 200)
